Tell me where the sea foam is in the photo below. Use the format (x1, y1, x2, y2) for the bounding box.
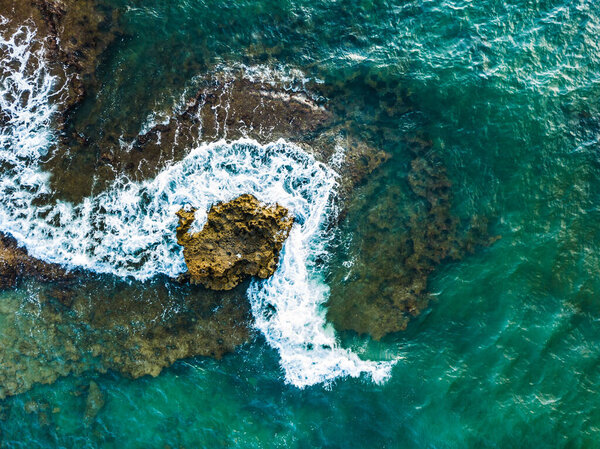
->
(0, 20, 394, 387)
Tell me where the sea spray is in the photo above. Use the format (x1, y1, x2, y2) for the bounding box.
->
(0, 21, 395, 387)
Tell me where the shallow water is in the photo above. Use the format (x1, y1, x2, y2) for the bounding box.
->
(2, 0, 600, 447)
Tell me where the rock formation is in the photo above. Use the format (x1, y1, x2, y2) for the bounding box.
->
(0, 0, 119, 116)
(44, 70, 390, 204)
(0, 234, 70, 289)
(176, 194, 294, 290)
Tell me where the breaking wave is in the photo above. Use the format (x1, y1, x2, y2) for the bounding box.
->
(0, 20, 394, 387)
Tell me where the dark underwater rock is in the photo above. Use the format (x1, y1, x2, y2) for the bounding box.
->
(0, 234, 70, 290)
(40, 67, 390, 203)
(132, 74, 390, 200)
(176, 194, 294, 290)
(326, 134, 500, 340)
(0, 275, 253, 399)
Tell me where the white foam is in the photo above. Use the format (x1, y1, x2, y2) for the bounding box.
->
(0, 21, 395, 387)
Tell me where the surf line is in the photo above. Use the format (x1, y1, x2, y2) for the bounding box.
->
(0, 21, 395, 387)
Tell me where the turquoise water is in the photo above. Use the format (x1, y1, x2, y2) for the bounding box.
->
(3, 0, 600, 447)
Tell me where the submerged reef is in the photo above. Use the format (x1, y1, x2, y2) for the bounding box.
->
(47, 70, 390, 204)
(1, 1, 389, 206)
(327, 135, 499, 340)
(0, 276, 251, 399)
(132, 73, 390, 200)
(176, 194, 294, 290)
(0, 194, 289, 397)
(0, 0, 499, 396)
(0, 234, 70, 289)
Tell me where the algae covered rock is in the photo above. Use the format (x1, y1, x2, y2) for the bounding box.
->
(0, 274, 253, 399)
(326, 135, 500, 340)
(176, 194, 294, 290)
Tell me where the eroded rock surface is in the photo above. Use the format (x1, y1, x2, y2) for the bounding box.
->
(176, 194, 294, 290)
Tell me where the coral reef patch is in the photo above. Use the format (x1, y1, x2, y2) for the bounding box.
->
(0, 276, 252, 399)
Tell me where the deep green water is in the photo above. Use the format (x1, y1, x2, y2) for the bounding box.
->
(3, 0, 600, 447)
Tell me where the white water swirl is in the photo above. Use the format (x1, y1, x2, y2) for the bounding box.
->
(0, 21, 394, 387)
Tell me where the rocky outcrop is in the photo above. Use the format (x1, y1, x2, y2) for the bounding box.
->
(0, 234, 70, 289)
(31, 0, 119, 114)
(0, 0, 498, 390)
(176, 194, 294, 290)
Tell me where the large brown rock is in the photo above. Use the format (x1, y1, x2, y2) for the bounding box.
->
(176, 194, 294, 290)
(326, 135, 500, 339)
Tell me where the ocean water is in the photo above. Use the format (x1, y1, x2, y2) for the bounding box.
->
(2, 0, 600, 447)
